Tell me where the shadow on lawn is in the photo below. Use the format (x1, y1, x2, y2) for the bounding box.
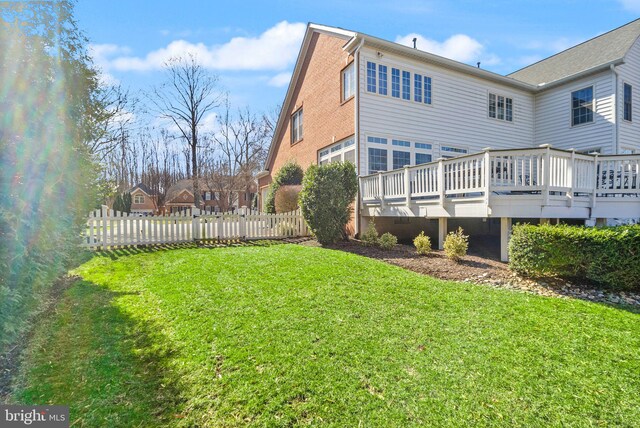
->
(14, 280, 184, 426)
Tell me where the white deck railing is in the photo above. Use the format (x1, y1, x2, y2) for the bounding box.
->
(360, 146, 640, 207)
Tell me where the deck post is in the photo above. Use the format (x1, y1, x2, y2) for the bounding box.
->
(540, 144, 552, 206)
(591, 152, 599, 209)
(483, 149, 491, 207)
(438, 217, 447, 250)
(404, 166, 411, 206)
(437, 158, 445, 208)
(378, 172, 385, 208)
(500, 217, 512, 262)
(568, 149, 575, 207)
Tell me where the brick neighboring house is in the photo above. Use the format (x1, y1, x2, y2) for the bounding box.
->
(164, 178, 257, 214)
(128, 183, 157, 215)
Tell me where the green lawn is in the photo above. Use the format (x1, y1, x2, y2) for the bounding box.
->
(12, 244, 640, 427)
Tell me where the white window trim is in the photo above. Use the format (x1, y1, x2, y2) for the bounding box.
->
(487, 91, 514, 123)
(362, 55, 433, 108)
(341, 62, 355, 102)
(318, 136, 356, 165)
(439, 144, 469, 159)
(134, 194, 145, 204)
(364, 134, 434, 173)
(623, 82, 633, 123)
(570, 85, 595, 128)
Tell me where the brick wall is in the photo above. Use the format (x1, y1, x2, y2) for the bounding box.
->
(259, 31, 355, 191)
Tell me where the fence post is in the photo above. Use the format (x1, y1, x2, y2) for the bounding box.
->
(192, 208, 200, 242)
(239, 206, 247, 239)
(101, 205, 108, 250)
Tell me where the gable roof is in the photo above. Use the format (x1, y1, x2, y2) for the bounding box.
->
(165, 179, 195, 204)
(128, 182, 153, 196)
(508, 19, 640, 86)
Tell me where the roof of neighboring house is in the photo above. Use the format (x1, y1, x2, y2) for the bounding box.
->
(165, 179, 195, 204)
(128, 182, 154, 196)
(508, 19, 640, 86)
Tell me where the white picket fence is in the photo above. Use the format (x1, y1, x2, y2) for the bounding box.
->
(83, 206, 309, 249)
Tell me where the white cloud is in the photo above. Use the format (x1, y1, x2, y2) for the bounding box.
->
(268, 71, 292, 87)
(619, 0, 640, 12)
(395, 33, 496, 65)
(95, 21, 306, 72)
(97, 71, 120, 87)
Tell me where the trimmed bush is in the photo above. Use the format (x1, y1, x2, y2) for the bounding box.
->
(265, 161, 304, 213)
(443, 227, 469, 261)
(413, 231, 432, 255)
(361, 220, 380, 246)
(379, 232, 398, 250)
(299, 161, 358, 245)
(274, 185, 301, 213)
(509, 224, 640, 290)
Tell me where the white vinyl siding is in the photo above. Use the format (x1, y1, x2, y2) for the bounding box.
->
(617, 37, 640, 154)
(358, 48, 534, 175)
(534, 71, 614, 153)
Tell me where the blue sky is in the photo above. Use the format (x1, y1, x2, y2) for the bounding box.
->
(77, 0, 640, 118)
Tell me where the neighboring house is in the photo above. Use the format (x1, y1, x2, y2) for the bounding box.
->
(259, 20, 640, 260)
(128, 183, 157, 215)
(164, 178, 257, 214)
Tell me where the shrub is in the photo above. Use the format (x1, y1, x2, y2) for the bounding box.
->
(379, 232, 398, 250)
(274, 185, 301, 213)
(299, 161, 358, 245)
(361, 220, 380, 246)
(443, 227, 469, 261)
(265, 161, 304, 213)
(509, 224, 640, 290)
(413, 231, 432, 255)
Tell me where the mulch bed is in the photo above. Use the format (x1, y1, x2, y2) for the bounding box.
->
(318, 239, 640, 309)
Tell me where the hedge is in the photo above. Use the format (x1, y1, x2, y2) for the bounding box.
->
(509, 224, 640, 290)
(299, 161, 358, 245)
(265, 161, 304, 214)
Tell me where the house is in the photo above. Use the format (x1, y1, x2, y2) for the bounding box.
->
(258, 21, 640, 261)
(164, 178, 257, 214)
(128, 183, 157, 215)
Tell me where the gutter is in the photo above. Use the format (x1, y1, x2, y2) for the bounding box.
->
(610, 64, 620, 154)
(349, 37, 365, 237)
(535, 59, 624, 91)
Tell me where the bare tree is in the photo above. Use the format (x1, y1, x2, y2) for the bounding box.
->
(148, 54, 223, 208)
(201, 99, 270, 211)
(89, 84, 138, 161)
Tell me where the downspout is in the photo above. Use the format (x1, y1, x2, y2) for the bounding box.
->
(352, 37, 364, 236)
(610, 64, 619, 154)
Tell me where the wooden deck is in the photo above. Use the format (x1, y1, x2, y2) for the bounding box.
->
(359, 146, 640, 220)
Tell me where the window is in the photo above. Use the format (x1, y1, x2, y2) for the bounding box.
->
(392, 139, 410, 147)
(624, 83, 632, 122)
(367, 61, 376, 93)
(378, 64, 388, 95)
(488, 93, 513, 122)
(571, 86, 594, 126)
(391, 68, 400, 98)
(342, 63, 355, 101)
(424, 76, 432, 104)
(204, 192, 211, 201)
(368, 148, 388, 174)
(393, 150, 411, 169)
(291, 108, 303, 143)
(441, 146, 468, 159)
(134, 194, 144, 204)
(414, 74, 422, 102)
(415, 142, 432, 150)
(318, 137, 356, 166)
(402, 71, 411, 100)
(416, 153, 432, 164)
(367, 136, 387, 145)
